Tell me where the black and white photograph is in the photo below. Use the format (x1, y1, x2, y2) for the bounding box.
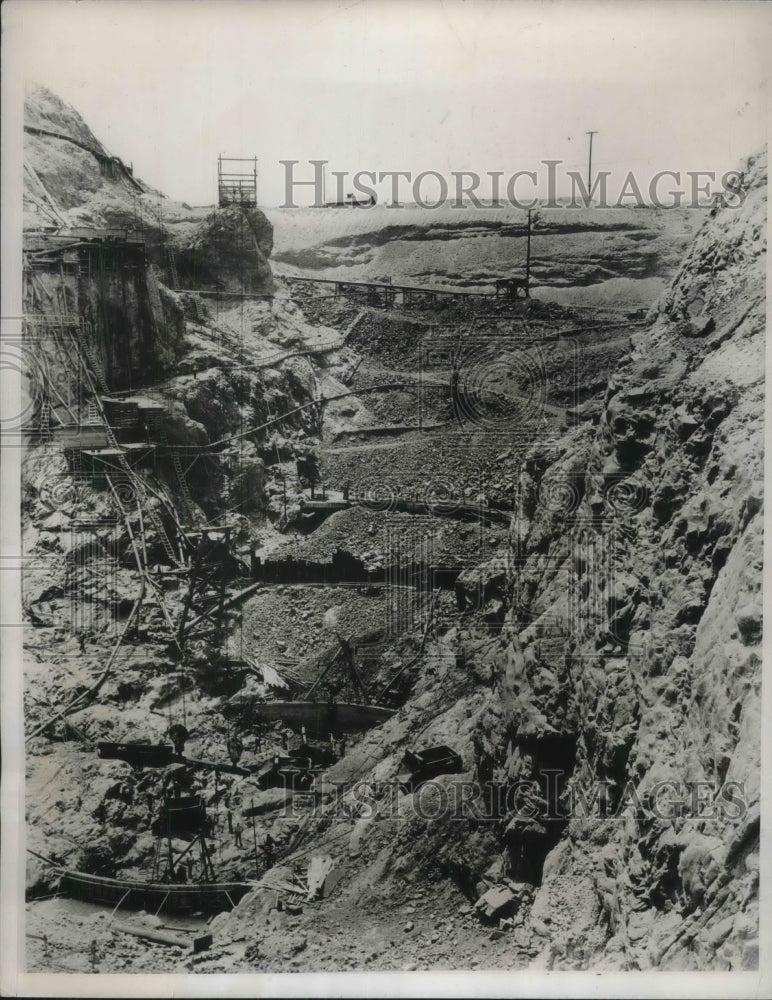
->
(1, 0, 769, 995)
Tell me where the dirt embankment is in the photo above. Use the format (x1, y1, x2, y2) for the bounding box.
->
(268, 204, 703, 307)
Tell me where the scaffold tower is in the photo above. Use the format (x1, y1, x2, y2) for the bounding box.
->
(217, 156, 258, 208)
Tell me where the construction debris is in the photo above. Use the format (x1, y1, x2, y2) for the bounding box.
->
(474, 882, 533, 921)
(396, 745, 464, 791)
(306, 856, 335, 901)
(113, 921, 212, 953)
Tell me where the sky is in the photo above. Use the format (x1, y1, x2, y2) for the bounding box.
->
(4, 0, 771, 206)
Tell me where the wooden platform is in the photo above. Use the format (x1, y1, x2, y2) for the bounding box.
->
(52, 424, 110, 449)
(59, 870, 253, 916)
(244, 700, 395, 737)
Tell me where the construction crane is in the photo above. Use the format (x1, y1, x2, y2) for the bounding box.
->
(303, 632, 371, 705)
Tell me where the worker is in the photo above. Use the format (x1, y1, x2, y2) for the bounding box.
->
(176, 865, 188, 884)
(227, 733, 243, 767)
(474, 738, 495, 784)
(450, 368, 461, 412)
(169, 723, 189, 757)
(262, 832, 276, 868)
(255, 729, 263, 754)
(234, 820, 244, 847)
(281, 732, 289, 751)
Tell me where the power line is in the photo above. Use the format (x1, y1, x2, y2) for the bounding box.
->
(586, 130, 598, 195)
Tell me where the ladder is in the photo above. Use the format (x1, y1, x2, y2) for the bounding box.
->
(75, 323, 110, 396)
(39, 397, 52, 437)
(68, 328, 183, 568)
(170, 449, 192, 522)
(160, 426, 193, 523)
(143, 495, 179, 566)
(106, 472, 184, 656)
(167, 245, 180, 291)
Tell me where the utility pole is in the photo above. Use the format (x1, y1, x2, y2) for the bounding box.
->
(251, 800, 259, 878)
(525, 208, 532, 297)
(586, 131, 598, 200)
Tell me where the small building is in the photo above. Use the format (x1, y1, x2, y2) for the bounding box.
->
(396, 746, 464, 791)
(495, 277, 529, 300)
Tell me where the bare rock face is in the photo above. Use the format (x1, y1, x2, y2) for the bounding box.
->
(174, 206, 275, 296)
(498, 149, 765, 970)
(24, 83, 147, 228)
(25, 83, 107, 154)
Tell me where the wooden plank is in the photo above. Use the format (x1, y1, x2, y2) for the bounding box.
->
(113, 921, 212, 953)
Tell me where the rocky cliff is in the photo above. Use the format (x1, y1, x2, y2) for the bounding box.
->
(496, 148, 765, 970)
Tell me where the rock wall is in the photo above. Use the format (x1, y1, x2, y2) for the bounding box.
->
(24, 253, 185, 392)
(173, 205, 275, 296)
(77, 253, 185, 390)
(24, 84, 148, 230)
(492, 149, 765, 970)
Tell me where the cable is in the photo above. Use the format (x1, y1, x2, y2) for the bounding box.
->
(168, 383, 418, 452)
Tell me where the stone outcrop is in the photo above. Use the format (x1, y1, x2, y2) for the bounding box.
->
(173, 206, 274, 296)
(490, 149, 765, 970)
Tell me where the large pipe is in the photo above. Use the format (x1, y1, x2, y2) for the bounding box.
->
(113, 921, 212, 953)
